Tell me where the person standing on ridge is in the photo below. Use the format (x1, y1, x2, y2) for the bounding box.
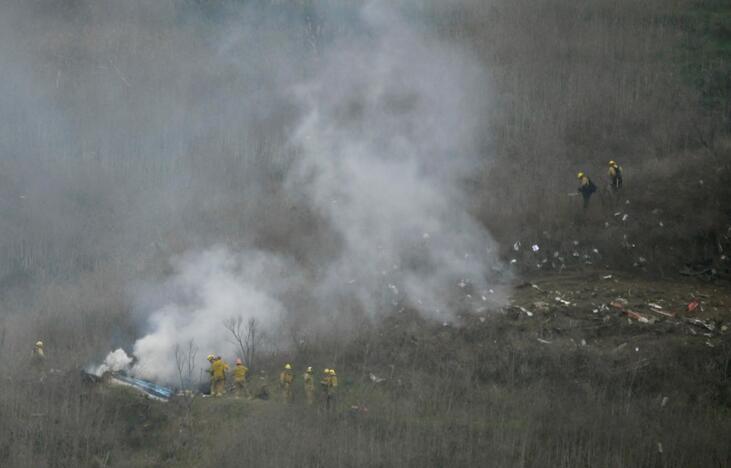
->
(233, 358, 250, 399)
(31, 341, 46, 381)
(211, 355, 228, 397)
(280, 363, 294, 402)
(303, 366, 315, 405)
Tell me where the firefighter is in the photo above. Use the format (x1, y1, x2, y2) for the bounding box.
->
(327, 368, 338, 410)
(206, 354, 215, 395)
(31, 341, 46, 379)
(320, 368, 331, 408)
(280, 363, 294, 402)
(608, 160, 623, 192)
(233, 358, 250, 399)
(303, 366, 315, 405)
(577, 172, 596, 210)
(211, 355, 228, 397)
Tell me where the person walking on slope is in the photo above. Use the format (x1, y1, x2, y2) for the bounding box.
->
(233, 358, 250, 399)
(608, 160, 623, 192)
(303, 366, 315, 405)
(577, 172, 597, 210)
(280, 363, 294, 402)
(210, 355, 228, 397)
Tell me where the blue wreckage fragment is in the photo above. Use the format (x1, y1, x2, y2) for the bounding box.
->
(110, 373, 174, 401)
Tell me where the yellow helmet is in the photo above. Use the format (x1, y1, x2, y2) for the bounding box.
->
(207, 354, 215, 361)
(608, 160, 617, 167)
(35, 341, 43, 348)
(577, 172, 584, 179)
(324, 368, 330, 374)
(306, 366, 312, 373)
(329, 369, 336, 376)
(284, 363, 292, 370)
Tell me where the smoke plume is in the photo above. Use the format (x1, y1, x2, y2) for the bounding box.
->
(0, 0, 507, 383)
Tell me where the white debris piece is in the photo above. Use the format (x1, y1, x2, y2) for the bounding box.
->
(573, 240, 579, 246)
(622, 214, 629, 222)
(513, 241, 521, 251)
(638, 257, 647, 264)
(592, 248, 599, 254)
(388, 284, 399, 295)
(481, 295, 487, 301)
(602, 275, 613, 279)
(555, 297, 571, 306)
(458, 280, 467, 289)
(537, 338, 552, 344)
(659, 222, 664, 227)
(572, 252, 580, 257)
(479, 317, 486, 323)
(369, 373, 386, 383)
(510, 259, 517, 264)
(422, 232, 430, 240)
(531, 244, 540, 252)
(517, 306, 533, 317)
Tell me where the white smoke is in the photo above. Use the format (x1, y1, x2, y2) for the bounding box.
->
(287, 2, 507, 319)
(89, 348, 133, 376)
(98, 1, 507, 384)
(126, 247, 293, 383)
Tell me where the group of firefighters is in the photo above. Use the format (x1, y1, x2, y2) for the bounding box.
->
(205, 354, 338, 409)
(577, 160, 623, 209)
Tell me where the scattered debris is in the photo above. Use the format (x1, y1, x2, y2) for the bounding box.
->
(531, 244, 540, 252)
(106, 373, 173, 402)
(687, 299, 701, 314)
(537, 338, 551, 344)
(532, 301, 550, 312)
(661, 396, 669, 407)
(369, 373, 386, 383)
(513, 241, 521, 251)
(602, 274, 613, 280)
(686, 318, 715, 332)
(517, 306, 534, 317)
(554, 296, 571, 306)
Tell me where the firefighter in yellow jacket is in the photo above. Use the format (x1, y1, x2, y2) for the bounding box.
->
(31, 341, 46, 380)
(577, 172, 596, 210)
(210, 356, 228, 397)
(233, 358, 250, 399)
(303, 366, 315, 405)
(608, 160, 623, 192)
(280, 363, 294, 402)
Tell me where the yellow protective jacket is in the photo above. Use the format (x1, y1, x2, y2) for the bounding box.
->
(233, 364, 248, 382)
(31, 348, 46, 369)
(211, 359, 228, 380)
(280, 370, 294, 385)
(320, 374, 331, 390)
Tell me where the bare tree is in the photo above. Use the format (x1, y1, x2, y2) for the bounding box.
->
(174, 339, 198, 392)
(223, 316, 262, 369)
